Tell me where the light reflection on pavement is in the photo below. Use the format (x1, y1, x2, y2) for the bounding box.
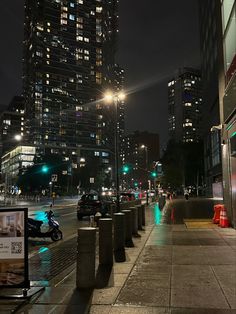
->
(153, 202, 162, 225)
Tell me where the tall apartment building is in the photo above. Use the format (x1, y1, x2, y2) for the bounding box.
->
(22, 0, 120, 188)
(0, 96, 25, 156)
(168, 67, 202, 143)
(198, 0, 224, 197)
(123, 131, 160, 189)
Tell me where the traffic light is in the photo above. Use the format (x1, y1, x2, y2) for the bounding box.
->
(122, 164, 129, 174)
(150, 171, 157, 178)
(41, 165, 49, 173)
(134, 182, 138, 187)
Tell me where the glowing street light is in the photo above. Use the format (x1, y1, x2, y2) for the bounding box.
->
(140, 144, 148, 170)
(14, 134, 22, 141)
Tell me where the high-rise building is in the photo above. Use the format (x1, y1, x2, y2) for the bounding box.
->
(198, 0, 224, 197)
(22, 0, 120, 190)
(0, 96, 25, 156)
(122, 131, 160, 189)
(168, 67, 202, 143)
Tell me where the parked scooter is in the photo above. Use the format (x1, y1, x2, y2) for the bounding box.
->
(28, 210, 63, 241)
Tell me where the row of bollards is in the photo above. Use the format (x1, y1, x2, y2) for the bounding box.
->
(76, 204, 146, 289)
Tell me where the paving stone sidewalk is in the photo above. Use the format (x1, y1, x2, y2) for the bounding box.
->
(1, 201, 236, 313)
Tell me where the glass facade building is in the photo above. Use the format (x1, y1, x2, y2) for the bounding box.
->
(22, 0, 121, 189)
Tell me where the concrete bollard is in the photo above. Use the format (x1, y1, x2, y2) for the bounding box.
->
(141, 204, 146, 226)
(76, 227, 96, 289)
(121, 210, 134, 247)
(137, 205, 144, 230)
(99, 218, 113, 265)
(90, 215, 95, 227)
(130, 206, 141, 238)
(114, 213, 126, 262)
(108, 204, 116, 218)
(114, 213, 125, 251)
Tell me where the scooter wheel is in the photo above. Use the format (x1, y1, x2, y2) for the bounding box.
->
(51, 229, 63, 241)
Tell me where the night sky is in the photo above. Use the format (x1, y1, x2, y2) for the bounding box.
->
(0, 0, 201, 148)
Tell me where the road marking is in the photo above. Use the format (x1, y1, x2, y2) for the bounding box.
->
(61, 212, 76, 217)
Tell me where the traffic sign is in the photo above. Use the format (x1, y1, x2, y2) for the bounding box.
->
(51, 174, 57, 182)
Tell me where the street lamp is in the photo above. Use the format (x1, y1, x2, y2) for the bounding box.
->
(104, 91, 126, 211)
(140, 144, 148, 170)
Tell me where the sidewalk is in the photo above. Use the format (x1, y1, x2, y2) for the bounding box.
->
(1, 201, 236, 313)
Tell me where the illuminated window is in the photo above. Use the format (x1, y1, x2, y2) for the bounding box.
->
(96, 6, 102, 13)
(61, 19, 67, 25)
(36, 51, 43, 57)
(69, 14, 75, 20)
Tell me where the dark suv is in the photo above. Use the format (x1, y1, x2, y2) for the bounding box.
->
(77, 194, 114, 220)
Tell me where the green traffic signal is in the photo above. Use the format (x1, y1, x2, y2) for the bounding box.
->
(151, 171, 157, 178)
(134, 182, 138, 187)
(122, 165, 129, 174)
(41, 165, 49, 173)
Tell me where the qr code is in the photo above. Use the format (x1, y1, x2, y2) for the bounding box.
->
(11, 242, 22, 254)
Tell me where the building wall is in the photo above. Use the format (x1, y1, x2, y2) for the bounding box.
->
(198, 0, 223, 197)
(220, 0, 236, 227)
(0, 96, 25, 156)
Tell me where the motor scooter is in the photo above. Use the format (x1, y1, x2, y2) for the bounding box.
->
(28, 210, 63, 241)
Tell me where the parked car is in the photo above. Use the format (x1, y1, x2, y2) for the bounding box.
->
(120, 192, 136, 202)
(77, 193, 114, 220)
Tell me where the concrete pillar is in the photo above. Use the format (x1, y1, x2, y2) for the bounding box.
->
(110, 204, 116, 218)
(99, 218, 113, 265)
(130, 206, 141, 237)
(141, 204, 146, 226)
(76, 227, 96, 289)
(137, 205, 143, 230)
(121, 209, 134, 247)
(113, 213, 125, 249)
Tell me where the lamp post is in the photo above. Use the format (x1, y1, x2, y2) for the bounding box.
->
(104, 91, 125, 212)
(140, 144, 148, 170)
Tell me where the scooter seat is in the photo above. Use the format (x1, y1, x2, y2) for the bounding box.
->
(28, 218, 43, 227)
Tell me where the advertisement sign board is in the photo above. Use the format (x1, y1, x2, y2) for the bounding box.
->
(0, 208, 29, 288)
